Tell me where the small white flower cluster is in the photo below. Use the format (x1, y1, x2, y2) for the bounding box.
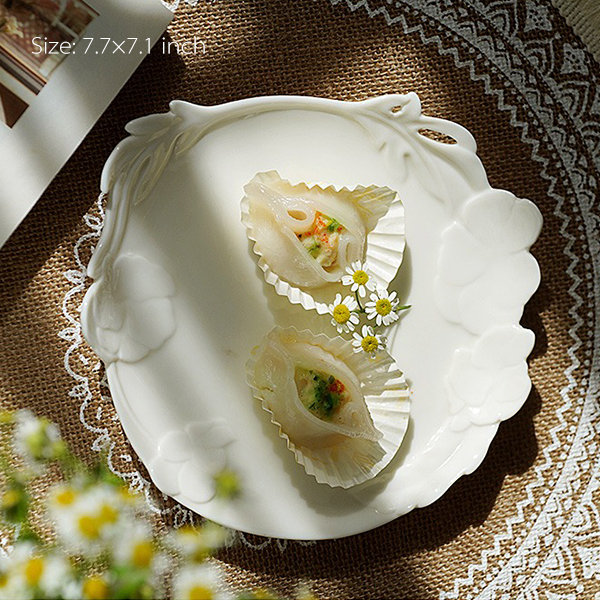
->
(0, 542, 74, 600)
(48, 481, 153, 562)
(13, 410, 65, 472)
(329, 261, 409, 357)
(0, 411, 317, 600)
(172, 562, 233, 600)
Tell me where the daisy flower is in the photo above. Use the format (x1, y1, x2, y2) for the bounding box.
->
(0, 543, 74, 600)
(352, 325, 385, 358)
(365, 288, 400, 326)
(328, 294, 359, 333)
(341, 261, 376, 298)
(81, 574, 110, 600)
(172, 563, 233, 600)
(25, 552, 72, 599)
(53, 483, 123, 557)
(166, 522, 233, 562)
(13, 410, 65, 471)
(113, 520, 156, 570)
(0, 543, 31, 600)
(47, 483, 79, 519)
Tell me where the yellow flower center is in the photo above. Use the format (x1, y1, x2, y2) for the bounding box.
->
(361, 335, 379, 354)
(132, 541, 154, 568)
(24, 557, 44, 586)
(1, 489, 21, 508)
(188, 585, 213, 600)
(98, 503, 118, 525)
(375, 298, 392, 316)
(55, 488, 76, 506)
(0, 573, 7, 588)
(118, 487, 137, 504)
(352, 270, 369, 285)
(83, 576, 110, 600)
(333, 304, 350, 324)
(78, 515, 101, 539)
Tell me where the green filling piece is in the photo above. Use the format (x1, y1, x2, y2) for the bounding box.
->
(294, 367, 346, 420)
(326, 217, 341, 232)
(296, 212, 344, 265)
(307, 240, 321, 257)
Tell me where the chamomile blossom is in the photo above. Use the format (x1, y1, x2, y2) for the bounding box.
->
(47, 483, 79, 520)
(172, 562, 233, 600)
(113, 520, 156, 570)
(365, 288, 400, 326)
(328, 294, 359, 333)
(81, 574, 110, 600)
(0, 543, 74, 600)
(352, 325, 385, 358)
(167, 522, 233, 562)
(13, 410, 65, 471)
(23, 552, 72, 599)
(341, 261, 376, 298)
(0, 543, 30, 600)
(53, 484, 122, 557)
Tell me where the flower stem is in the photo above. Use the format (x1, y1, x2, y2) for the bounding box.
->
(354, 290, 365, 313)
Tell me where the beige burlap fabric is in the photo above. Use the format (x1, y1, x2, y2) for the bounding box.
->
(1, 1, 599, 598)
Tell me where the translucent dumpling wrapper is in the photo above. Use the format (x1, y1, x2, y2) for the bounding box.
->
(241, 172, 406, 314)
(246, 327, 410, 488)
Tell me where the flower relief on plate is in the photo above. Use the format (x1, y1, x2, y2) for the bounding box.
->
(241, 171, 406, 314)
(246, 327, 410, 488)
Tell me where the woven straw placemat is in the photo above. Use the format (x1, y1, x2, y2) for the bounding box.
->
(1, 1, 599, 598)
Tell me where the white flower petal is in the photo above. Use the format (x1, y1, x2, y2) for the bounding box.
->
(344, 295, 358, 310)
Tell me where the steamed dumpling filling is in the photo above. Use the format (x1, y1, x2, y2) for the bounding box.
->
(294, 366, 349, 421)
(297, 212, 345, 269)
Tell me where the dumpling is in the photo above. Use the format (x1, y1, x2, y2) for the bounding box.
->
(252, 332, 381, 448)
(247, 327, 410, 488)
(241, 171, 397, 290)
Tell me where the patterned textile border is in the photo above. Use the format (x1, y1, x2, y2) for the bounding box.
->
(552, 0, 600, 63)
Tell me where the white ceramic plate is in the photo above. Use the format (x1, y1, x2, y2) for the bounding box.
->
(81, 94, 542, 540)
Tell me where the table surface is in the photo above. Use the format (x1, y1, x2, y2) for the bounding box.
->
(0, 1, 599, 598)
